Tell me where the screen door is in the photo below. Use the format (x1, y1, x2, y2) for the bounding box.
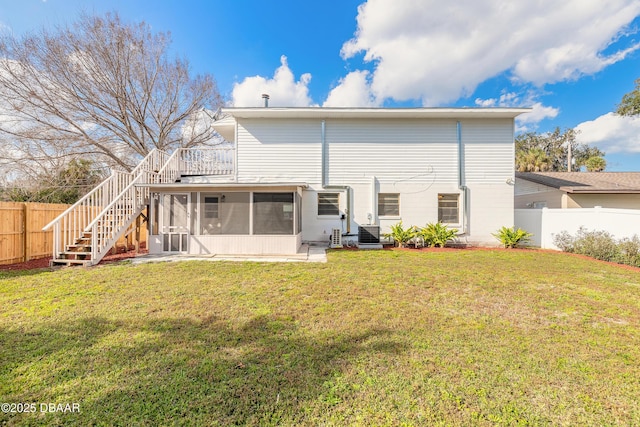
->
(161, 193, 189, 252)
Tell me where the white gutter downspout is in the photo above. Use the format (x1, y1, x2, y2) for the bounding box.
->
(321, 120, 351, 234)
(457, 121, 469, 235)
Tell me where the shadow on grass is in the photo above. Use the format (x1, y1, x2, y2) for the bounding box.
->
(1, 314, 407, 425)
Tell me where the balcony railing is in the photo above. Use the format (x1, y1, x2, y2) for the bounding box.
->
(181, 147, 234, 176)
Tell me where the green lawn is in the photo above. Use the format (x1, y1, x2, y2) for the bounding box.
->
(1, 250, 639, 426)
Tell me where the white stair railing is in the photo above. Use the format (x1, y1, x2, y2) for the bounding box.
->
(45, 146, 233, 264)
(87, 169, 157, 264)
(43, 149, 168, 262)
(43, 170, 132, 260)
(156, 149, 184, 183)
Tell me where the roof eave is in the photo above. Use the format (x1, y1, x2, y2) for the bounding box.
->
(220, 107, 531, 120)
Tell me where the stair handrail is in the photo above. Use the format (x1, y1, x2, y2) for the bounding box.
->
(42, 149, 166, 232)
(43, 149, 168, 262)
(87, 169, 157, 263)
(42, 170, 129, 232)
(84, 171, 154, 232)
(132, 149, 170, 177)
(156, 148, 184, 183)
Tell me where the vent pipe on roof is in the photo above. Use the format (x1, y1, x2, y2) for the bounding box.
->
(262, 93, 270, 107)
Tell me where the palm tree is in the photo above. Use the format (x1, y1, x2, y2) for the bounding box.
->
(516, 148, 551, 172)
(585, 156, 606, 172)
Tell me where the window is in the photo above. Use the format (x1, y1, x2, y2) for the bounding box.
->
(318, 193, 339, 216)
(150, 193, 159, 235)
(199, 192, 250, 235)
(378, 193, 400, 217)
(438, 193, 459, 223)
(204, 196, 219, 220)
(253, 192, 294, 235)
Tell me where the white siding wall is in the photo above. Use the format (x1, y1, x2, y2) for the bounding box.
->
(237, 117, 515, 246)
(237, 119, 322, 183)
(326, 119, 458, 185)
(515, 178, 552, 196)
(462, 119, 515, 184)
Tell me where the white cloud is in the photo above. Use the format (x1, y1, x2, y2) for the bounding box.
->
(340, 0, 640, 105)
(575, 112, 640, 153)
(517, 103, 559, 124)
(323, 70, 379, 107)
(475, 91, 559, 131)
(231, 55, 314, 107)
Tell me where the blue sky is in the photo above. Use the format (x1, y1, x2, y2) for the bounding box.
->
(2, 0, 640, 170)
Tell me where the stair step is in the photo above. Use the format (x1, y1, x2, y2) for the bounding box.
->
(67, 244, 92, 249)
(60, 252, 92, 259)
(50, 259, 92, 267)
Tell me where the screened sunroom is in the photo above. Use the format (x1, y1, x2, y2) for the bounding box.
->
(143, 183, 306, 255)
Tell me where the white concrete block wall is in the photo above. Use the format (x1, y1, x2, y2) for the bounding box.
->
(515, 207, 640, 249)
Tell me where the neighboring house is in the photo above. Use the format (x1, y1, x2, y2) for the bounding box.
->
(45, 107, 527, 265)
(515, 172, 640, 209)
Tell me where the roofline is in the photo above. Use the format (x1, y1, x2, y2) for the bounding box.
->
(559, 188, 640, 194)
(138, 182, 309, 190)
(516, 173, 640, 193)
(220, 107, 531, 120)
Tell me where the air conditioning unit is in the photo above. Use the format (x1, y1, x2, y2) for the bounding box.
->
(358, 225, 380, 244)
(330, 228, 343, 248)
(358, 225, 382, 249)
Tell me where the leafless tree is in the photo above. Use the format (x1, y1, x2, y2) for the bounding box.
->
(0, 12, 223, 174)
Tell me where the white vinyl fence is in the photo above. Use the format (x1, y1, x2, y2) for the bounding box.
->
(515, 207, 640, 249)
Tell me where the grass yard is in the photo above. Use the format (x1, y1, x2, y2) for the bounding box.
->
(1, 249, 639, 426)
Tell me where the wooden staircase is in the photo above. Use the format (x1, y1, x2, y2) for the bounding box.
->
(43, 147, 235, 267)
(43, 149, 170, 266)
(55, 232, 93, 266)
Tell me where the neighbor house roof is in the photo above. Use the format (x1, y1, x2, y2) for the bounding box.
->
(219, 107, 530, 120)
(516, 172, 640, 193)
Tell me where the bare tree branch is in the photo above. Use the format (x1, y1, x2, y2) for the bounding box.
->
(0, 12, 224, 176)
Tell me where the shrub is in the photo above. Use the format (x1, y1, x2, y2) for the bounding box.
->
(553, 227, 640, 267)
(418, 222, 458, 247)
(571, 227, 619, 262)
(552, 230, 575, 252)
(493, 226, 532, 249)
(383, 221, 416, 248)
(616, 236, 640, 267)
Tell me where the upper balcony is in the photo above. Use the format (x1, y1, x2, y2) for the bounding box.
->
(179, 147, 234, 176)
(145, 146, 234, 185)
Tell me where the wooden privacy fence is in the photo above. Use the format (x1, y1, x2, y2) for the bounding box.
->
(0, 202, 147, 265)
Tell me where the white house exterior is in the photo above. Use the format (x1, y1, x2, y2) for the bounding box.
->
(145, 107, 527, 255)
(44, 107, 528, 265)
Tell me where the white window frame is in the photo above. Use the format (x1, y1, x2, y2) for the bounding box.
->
(437, 193, 460, 225)
(317, 192, 340, 216)
(378, 193, 400, 218)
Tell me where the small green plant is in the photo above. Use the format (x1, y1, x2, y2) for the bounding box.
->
(493, 226, 532, 248)
(418, 222, 458, 247)
(383, 221, 416, 248)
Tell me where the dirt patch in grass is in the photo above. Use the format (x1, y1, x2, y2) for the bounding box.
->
(0, 246, 148, 271)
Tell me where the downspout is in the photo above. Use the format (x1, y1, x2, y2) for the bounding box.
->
(321, 120, 351, 234)
(457, 121, 469, 235)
